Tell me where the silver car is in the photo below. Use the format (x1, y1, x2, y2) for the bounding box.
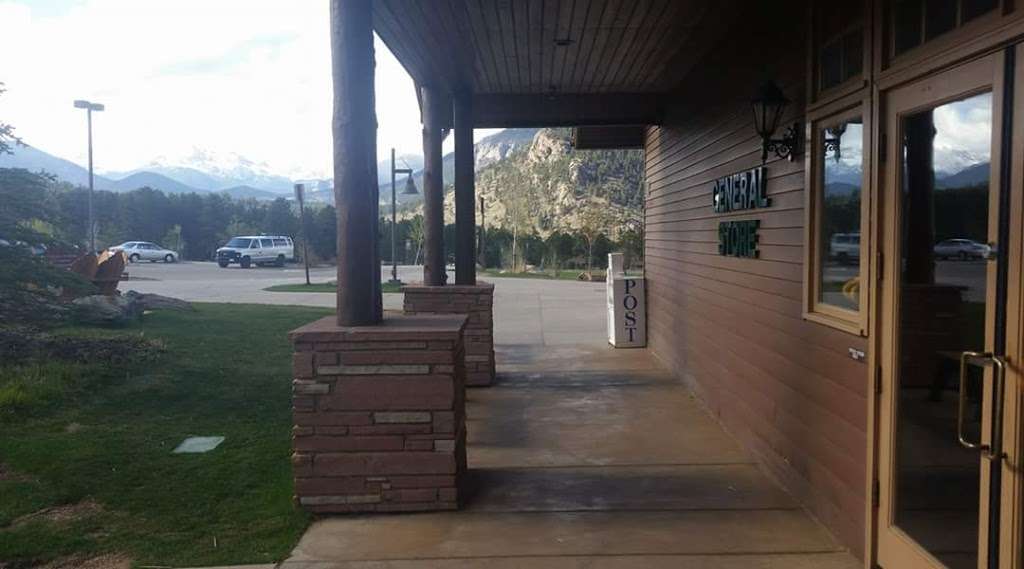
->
(933, 239, 990, 261)
(111, 241, 178, 263)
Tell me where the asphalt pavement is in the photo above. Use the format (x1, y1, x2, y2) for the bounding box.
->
(121, 261, 608, 346)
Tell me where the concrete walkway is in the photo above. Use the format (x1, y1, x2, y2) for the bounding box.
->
(280, 345, 860, 569)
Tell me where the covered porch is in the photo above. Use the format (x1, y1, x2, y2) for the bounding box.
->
(283, 342, 858, 568)
(285, 0, 858, 566)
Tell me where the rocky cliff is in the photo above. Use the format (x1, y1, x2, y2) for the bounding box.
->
(439, 128, 644, 238)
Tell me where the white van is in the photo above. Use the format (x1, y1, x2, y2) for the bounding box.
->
(216, 235, 294, 268)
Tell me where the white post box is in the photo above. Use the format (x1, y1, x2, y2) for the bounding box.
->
(606, 253, 646, 348)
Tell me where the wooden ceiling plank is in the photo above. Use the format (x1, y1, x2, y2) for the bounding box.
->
(438, 0, 485, 91)
(556, 0, 591, 92)
(645, 0, 734, 91)
(449, 0, 493, 92)
(478, 0, 512, 92)
(550, 0, 578, 92)
(528, 0, 545, 93)
(568, 0, 608, 89)
(599, 0, 664, 92)
(413, 1, 469, 89)
(495, 0, 522, 93)
(626, 0, 705, 89)
(587, 0, 644, 91)
(462, 0, 501, 92)
(539, 0, 559, 93)
(373, 1, 432, 87)
(511, 0, 533, 92)
(580, 0, 631, 92)
(616, 0, 689, 89)
(379, 1, 458, 89)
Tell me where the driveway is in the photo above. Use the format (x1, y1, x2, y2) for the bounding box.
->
(121, 262, 607, 346)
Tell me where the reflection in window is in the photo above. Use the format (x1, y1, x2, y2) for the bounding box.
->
(894, 91, 992, 569)
(818, 119, 863, 311)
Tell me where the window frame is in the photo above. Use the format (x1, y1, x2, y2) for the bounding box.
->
(803, 102, 872, 336)
(806, 0, 872, 109)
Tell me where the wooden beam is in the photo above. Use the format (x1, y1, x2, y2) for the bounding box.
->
(467, 93, 662, 128)
(453, 93, 476, 285)
(421, 86, 447, 286)
(330, 0, 381, 326)
(571, 125, 646, 149)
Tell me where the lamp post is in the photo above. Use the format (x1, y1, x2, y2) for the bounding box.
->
(389, 148, 418, 284)
(294, 183, 311, 286)
(74, 99, 104, 253)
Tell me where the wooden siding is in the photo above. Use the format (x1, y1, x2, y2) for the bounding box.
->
(643, 69, 869, 557)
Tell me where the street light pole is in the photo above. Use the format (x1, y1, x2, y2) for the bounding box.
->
(294, 183, 311, 286)
(74, 99, 104, 253)
(389, 148, 417, 284)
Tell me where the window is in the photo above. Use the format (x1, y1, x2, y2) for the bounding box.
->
(814, 2, 865, 93)
(273, 239, 288, 247)
(805, 106, 869, 334)
(260, 238, 274, 248)
(892, 0, 999, 57)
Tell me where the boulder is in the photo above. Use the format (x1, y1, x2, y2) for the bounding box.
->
(71, 294, 140, 325)
(123, 291, 194, 312)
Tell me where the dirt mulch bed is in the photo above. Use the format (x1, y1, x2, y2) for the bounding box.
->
(32, 553, 132, 569)
(11, 499, 104, 528)
(0, 327, 164, 367)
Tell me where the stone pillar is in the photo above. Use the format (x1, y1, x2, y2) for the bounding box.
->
(289, 313, 468, 512)
(453, 93, 476, 285)
(421, 86, 446, 286)
(403, 283, 494, 386)
(329, 0, 380, 326)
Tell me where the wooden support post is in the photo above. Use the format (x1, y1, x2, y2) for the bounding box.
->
(454, 94, 476, 285)
(329, 0, 381, 325)
(422, 86, 446, 286)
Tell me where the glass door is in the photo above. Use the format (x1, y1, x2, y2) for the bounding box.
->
(877, 51, 1015, 569)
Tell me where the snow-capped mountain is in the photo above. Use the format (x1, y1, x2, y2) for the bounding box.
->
(106, 146, 310, 194)
(934, 148, 988, 178)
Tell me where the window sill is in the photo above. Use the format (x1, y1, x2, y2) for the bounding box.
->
(804, 309, 866, 337)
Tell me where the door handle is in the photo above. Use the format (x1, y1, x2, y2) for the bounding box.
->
(957, 351, 1007, 459)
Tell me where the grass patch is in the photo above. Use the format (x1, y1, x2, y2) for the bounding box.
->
(0, 303, 332, 567)
(264, 281, 403, 293)
(479, 268, 609, 281)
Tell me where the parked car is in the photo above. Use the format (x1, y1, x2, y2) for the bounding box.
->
(111, 241, 178, 263)
(828, 233, 860, 265)
(934, 238, 990, 260)
(216, 235, 294, 268)
(0, 238, 46, 256)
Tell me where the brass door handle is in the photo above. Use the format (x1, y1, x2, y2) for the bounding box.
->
(957, 351, 1007, 459)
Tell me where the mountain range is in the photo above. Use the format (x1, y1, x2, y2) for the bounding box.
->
(0, 129, 538, 204)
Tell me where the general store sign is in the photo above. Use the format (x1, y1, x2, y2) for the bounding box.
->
(713, 166, 770, 259)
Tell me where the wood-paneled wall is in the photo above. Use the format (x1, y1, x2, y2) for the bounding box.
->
(643, 71, 869, 558)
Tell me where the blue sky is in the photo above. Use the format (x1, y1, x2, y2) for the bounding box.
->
(0, 0, 496, 177)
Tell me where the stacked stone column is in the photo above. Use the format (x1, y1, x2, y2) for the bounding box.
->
(402, 283, 495, 386)
(289, 314, 468, 513)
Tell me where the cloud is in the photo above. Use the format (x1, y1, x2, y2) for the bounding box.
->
(0, 0, 497, 178)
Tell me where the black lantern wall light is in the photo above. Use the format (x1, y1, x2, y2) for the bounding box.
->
(751, 80, 801, 164)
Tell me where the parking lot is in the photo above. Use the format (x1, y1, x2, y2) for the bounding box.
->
(121, 261, 608, 346)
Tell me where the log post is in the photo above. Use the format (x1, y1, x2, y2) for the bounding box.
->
(330, 0, 381, 325)
(454, 93, 476, 285)
(422, 86, 446, 286)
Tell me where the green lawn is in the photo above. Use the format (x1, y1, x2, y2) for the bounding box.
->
(264, 281, 403, 293)
(0, 303, 332, 567)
